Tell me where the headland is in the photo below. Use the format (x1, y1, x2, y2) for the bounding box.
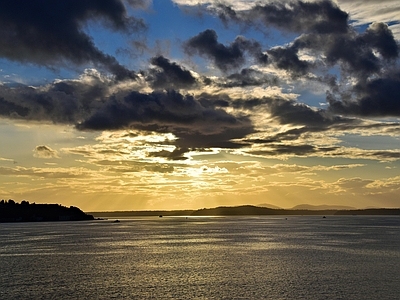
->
(0, 199, 94, 222)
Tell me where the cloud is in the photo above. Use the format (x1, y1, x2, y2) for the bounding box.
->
(243, 141, 400, 161)
(292, 23, 399, 78)
(0, 0, 147, 79)
(225, 95, 356, 129)
(175, 0, 400, 38)
(336, 0, 400, 39)
(184, 29, 267, 72)
(0, 157, 14, 162)
(179, 1, 400, 118)
(33, 145, 59, 159)
(328, 71, 400, 116)
(267, 46, 312, 76)
(221, 68, 279, 88)
(0, 69, 109, 123)
(0, 97, 30, 118)
(0, 166, 94, 179)
(362, 22, 399, 59)
(147, 55, 197, 89)
(0, 70, 255, 149)
(148, 147, 189, 160)
(267, 98, 352, 127)
(77, 89, 255, 148)
(1, 0, 399, 153)
(335, 177, 374, 190)
(278, 20, 400, 118)
(1, 65, 399, 155)
(214, 0, 349, 34)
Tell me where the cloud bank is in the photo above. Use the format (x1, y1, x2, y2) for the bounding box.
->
(0, 0, 399, 157)
(0, 0, 147, 79)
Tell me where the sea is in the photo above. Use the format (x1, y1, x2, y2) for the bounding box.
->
(1, 216, 399, 299)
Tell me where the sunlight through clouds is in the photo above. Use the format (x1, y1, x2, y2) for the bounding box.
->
(0, 0, 400, 210)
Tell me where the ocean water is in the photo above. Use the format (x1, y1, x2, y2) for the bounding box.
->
(0, 216, 399, 299)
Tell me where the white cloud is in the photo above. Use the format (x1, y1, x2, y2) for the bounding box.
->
(337, 0, 400, 38)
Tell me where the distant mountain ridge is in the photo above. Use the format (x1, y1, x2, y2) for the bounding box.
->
(91, 205, 400, 218)
(257, 203, 282, 209)
(190, 205, 400, 216)
(290, 204, 356, 210)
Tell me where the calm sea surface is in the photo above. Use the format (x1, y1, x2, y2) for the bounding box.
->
(1, 216, 399, 299)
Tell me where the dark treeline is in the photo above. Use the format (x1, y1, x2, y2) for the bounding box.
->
(0, 199, 94, 222)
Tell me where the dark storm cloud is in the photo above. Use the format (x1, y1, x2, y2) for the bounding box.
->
(214, 0, 349, 34)
(0, 71, 110, 123)
(308, 31, 398, 119)
(77, 89, 255, 148)
(1, 70, 398, 152)
(264, 19, 400, 117)
(295, 36, 370, 76)
(213, 94, 351, 128)
(211, 3, 239, 26)
(184, 29, 267, 72)
(210, 1, 400, 103)
(250, 144, 318, 156)
(0, 0, 146, 79)
(0, 97, 30, 118)
(0, 70, 255, 149)
(267, 98, 347, 127)
(298, 21, 399, 117)
(267, 46, 311, 76)
(251, 0, 349, 34)
(206, 1, 399, 81)
(196, 92, 357, 133)
(328, 71, 400, 117)
(0, 85, 82, 123)
(148, 147, 189, 160)
(222, 68, 279, 87)
(253, 21, 397, 85)
(362, 22, 399, 60)
(147, 56, 197, 89)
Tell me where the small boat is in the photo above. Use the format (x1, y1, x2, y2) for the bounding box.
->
(113, 219, 120, 223)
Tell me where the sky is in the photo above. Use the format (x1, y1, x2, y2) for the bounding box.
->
(1, 0, 400, 212)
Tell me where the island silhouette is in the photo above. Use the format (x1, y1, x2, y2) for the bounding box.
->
(90, 205, 400, 218)
(0, 199, 94, 222)
(2, 200, 399, 222)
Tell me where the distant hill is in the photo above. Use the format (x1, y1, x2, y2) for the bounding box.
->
(257, 203, 282, 209)
(291, 204, 356, 210)
(191, 205, 278, 216)
(0, 199, 94, 222)
(191, 205, 400, 216)
(90, 205, 400, 218)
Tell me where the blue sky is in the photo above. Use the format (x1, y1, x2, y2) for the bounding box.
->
(1, 0, 400, 211)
